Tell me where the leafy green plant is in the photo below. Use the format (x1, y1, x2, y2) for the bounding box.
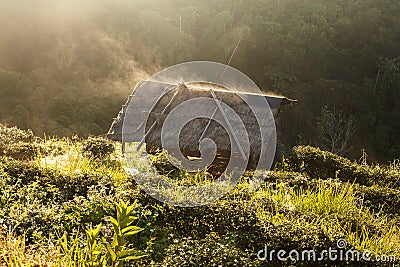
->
(86, 224, 106, 267)
(103, 200, 145, 266)
(56, 200, 145, 267)
(57, 231, 85, 267)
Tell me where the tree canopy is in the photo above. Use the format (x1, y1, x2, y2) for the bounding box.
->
(0, 0, 399, 161)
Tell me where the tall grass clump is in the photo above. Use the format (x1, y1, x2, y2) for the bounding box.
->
(35, 136, 127, 184)
(0, 228, 56, 266)
(251, 179, 400, 258)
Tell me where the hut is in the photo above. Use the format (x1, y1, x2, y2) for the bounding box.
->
(107, 80, 296, 172)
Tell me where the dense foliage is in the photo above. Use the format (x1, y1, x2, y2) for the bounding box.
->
(0, 125, 399, 266)
(0, 0, 399, 161)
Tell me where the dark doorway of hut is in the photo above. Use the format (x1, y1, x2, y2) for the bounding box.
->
(145, 122, 232, 178)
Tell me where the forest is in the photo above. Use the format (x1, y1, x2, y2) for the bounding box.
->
(1, 0, 399, 162)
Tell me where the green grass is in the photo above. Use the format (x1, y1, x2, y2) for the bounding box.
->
(35, 138, 127, 184)
(251, 180, 400, 256)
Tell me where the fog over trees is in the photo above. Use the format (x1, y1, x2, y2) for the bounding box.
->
(1, 0, 399, 161)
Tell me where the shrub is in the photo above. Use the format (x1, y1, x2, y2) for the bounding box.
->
(0, 157, 116, 241)
(82, 136, 115, 160)
(356, 185, 400, 215)
(264, 171, 310, 188)
(161, 233, 261, 267)
(291, 146, 400, 188)
(0, 157, 113, 201)
(0, 124, 40, 160)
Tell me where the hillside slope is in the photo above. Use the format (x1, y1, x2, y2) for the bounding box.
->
(0, 124, 399, 266)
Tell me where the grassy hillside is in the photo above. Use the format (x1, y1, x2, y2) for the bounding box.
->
(0, 124, 399, 266)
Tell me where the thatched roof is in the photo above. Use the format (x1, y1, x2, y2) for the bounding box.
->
(107, 81, 296, 169)
(107, 81, 295, 139)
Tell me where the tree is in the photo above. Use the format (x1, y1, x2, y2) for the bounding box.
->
(12, 105, 29, 129)
(317, 106, 357, 156)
